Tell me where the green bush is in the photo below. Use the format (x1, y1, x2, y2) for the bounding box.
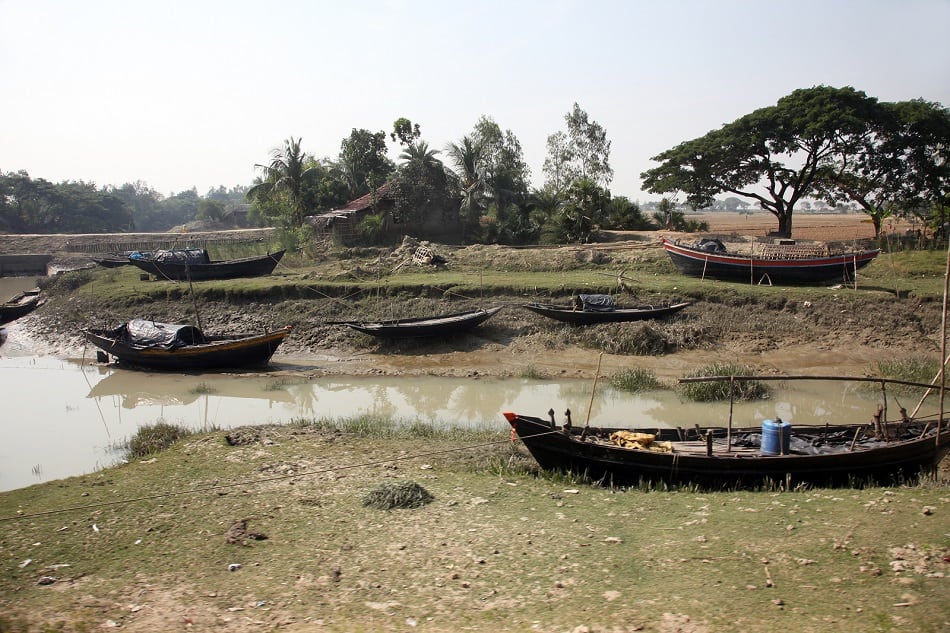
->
(610, 367, 661, 392)
(125, 421, 195, 459)
(680, 362, 769, 401)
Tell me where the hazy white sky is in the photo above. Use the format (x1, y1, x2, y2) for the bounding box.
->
(2, 0, 948, 201)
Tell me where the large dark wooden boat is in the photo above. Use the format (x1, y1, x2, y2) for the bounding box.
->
(505, 374, 950, 487)
(523, 295, 690, 325)
(83, 319, 291, 370)
(505, 410, 950, 488)
(661, 237, 880, 284)
(331, 307, 503, 339)
(0, 288, 45, 325)
(128, 248, 285, 281)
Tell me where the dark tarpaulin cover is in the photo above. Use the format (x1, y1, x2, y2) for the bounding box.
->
(578, 294, 616, 312)
(692, 238, 727, 253)
(150, 249, 211, 265)
(120, 319, 205, 349)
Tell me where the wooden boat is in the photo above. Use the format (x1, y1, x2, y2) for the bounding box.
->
(127, 248, 285, 281)
(505, 410, 950, 488)
(505, 374, 950, 487)
(82, 319, 291, 370)
(523, 295, 690, 325)
(331, 307, 503, 338)
(90, 251, 138, 268)
(661, 237, 880, 284)
(0, 288, 45, 325)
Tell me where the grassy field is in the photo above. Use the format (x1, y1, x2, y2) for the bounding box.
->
(4, 224, 949, 631)
(0, 421, 948, 633)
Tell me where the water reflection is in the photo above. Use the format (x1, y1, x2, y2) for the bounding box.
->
(0, 355, 940, 493)
(88, 369, 296, 408)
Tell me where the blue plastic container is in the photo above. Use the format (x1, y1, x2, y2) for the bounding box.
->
(761, 418, 791, 455)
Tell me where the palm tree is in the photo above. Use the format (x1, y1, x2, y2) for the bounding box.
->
(445, 136, 487, 234)
(247, 137, 313, 227)
(399, 140, 442, 170)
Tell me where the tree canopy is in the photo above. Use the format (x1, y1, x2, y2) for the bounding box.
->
(641, 86, 949, 237)
(247, 137, 314, 227)
(826, 99, 949, 235)
(543, 103, 613, 193)
(338, 129, 394, 200)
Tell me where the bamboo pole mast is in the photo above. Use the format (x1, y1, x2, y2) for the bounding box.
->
(909, 351, 950, 419)
(584, 352, 605, 430)
(938, 239, 949, 451)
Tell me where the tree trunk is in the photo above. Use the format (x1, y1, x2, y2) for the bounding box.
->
(775, 212, 792, 238)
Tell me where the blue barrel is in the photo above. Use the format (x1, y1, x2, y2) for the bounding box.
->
(761, 418, 791, 455)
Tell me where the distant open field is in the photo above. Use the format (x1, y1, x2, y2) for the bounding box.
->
(690, 211, 885, 242)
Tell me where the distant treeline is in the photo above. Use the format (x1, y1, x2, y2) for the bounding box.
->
(0, 171, 249, 234)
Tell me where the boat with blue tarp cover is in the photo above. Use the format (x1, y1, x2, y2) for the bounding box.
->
(128, 248, 285, 281)
(82, 319, 291, 370)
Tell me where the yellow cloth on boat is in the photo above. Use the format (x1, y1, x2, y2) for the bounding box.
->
(609, 431, 673, 453)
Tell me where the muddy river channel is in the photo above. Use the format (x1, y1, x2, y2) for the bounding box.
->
(2, 351, 930, 493)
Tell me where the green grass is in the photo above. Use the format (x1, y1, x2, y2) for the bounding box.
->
(1, 422, 947, 632)
(680, 362, 771, 401)
(53, 245, 950, 308)
(518, 365, 550, 380)
(609, 366, 663, 392)
(876, 357, 941, 385)
(188, 382, 215, 395)
(123, 421, 197, 459)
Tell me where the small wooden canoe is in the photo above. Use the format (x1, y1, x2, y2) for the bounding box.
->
(0, 288, 45, 325)
(331, 307, 503, 338)
(523, 301, 690, 324)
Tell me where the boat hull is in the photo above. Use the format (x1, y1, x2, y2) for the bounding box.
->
(91, 253, 135, 268)
(337, 307, 503, 338)
(0, 289, 45, 325)
(83, 326, 291, 370)
(129, 250, 285, 281)
(661, 238, 879, 284)
(505, 413, 950, 488)
(523, 302, 690, 324)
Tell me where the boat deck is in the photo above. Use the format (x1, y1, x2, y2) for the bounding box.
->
(757, 244, 830, 259)
(587, 436, 764, 456)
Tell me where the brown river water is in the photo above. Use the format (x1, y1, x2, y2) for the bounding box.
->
(1, 278, 940, 492)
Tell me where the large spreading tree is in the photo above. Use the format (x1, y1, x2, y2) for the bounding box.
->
(815, 98, 950, 236)
(641, 86, 882, 237)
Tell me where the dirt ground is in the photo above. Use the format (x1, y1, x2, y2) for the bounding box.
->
(0, 212, 938, 381)
(2, 215, 949, 633)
